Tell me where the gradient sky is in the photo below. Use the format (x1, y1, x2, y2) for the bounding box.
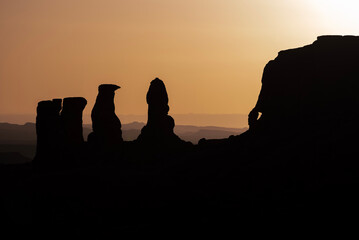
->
(1, 0, 359, 117)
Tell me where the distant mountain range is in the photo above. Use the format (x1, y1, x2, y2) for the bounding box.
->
(0, 113, 248, 128)
(0, 122, 247, 163)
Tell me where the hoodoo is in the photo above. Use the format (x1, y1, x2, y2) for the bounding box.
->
(137, 78, 190, 149)
(89, 84, 123, 151)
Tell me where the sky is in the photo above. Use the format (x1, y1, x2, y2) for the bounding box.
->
(1, 0, 359, 121)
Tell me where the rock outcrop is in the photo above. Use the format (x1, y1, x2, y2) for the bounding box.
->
(88, 84, 123, 152)
(249, 35, 359, 142)
(137, 78, 190, 149)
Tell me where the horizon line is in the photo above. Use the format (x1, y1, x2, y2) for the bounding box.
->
(0, 113, 249, 116)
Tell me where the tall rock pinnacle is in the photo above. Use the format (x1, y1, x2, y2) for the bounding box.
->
(89, 84, 123, 151)
(137, 78, 190, 149)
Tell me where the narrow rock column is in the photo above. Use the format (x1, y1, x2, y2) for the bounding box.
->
(33, 99, 62, 169)
(88, 84, 122, 152)
(61, 97, 87, 146)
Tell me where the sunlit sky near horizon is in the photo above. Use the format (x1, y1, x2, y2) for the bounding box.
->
(1, 0, 358, 121)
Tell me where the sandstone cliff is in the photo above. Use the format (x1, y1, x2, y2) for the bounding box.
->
(250, 35, 359, 143)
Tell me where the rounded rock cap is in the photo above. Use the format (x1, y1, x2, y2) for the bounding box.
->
(98, 84, 121, 92)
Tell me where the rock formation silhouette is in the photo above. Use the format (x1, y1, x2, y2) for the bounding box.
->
(11, 35, 359, 229)
(249, 35, 359, 140)
(60, 97, 87, 166)
(88, 84, 123, 153)
(137, 78, 190, 150)
(33, 99, 62, 170)
(61, 97, 87, 146)
(33, 97, 87, 170)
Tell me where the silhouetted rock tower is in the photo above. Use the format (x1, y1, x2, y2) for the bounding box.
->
(88, 84, 123, 152)
(61, 97, 87, 146)
(33, 97, 87, 170)
(33, 99, 62, 169)
(137, 78, 189, 149)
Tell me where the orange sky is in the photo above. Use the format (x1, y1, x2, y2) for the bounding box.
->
(1, 0, 358, 118)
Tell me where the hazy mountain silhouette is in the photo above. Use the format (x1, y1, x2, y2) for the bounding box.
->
(0, 122, 36, 144)
(0, 113, 249, 128)
(0, 152, 31, 165)
(0, 121, 245, 163)
(2, 36, 359, 232)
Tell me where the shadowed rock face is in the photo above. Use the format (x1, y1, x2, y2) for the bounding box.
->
(137, 78, 189, 149)
(249, 35, 359, 139)
(89, 84, 122, 149)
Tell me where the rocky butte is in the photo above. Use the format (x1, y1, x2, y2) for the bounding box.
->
(248, 35, 359, 143)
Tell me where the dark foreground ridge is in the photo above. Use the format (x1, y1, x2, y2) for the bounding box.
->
(2, 35, 359, 232)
